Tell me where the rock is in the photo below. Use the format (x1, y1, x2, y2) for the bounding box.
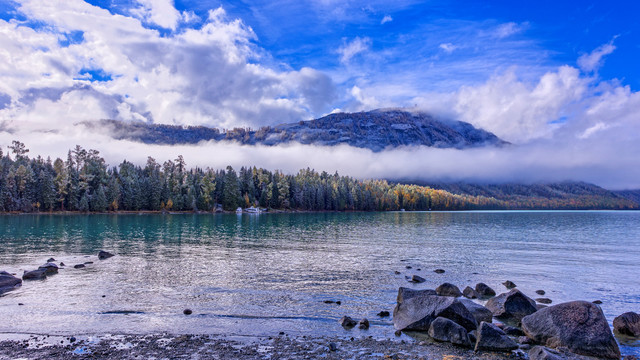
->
(521, 301, 620, 359)
(70, 337, 76, 343)
(428, 317, 472, 347)
(528, 346, 594, 360)
(536, 304, 548, 310)
(459, 299, 493, 324)
(393, 290, 477, 332)
(409, 275, 426, 283)
(98, 250, 115, 260)
(183, 309, 192, 315)
(0, 272, 22, 294)
(396, 287, 437, 303)
(406, 266, 412, 269)
(463, 286, 479, 299)
(46, 258, 56, 262)
(518, 336, 536, 345)
(613, 312, 640, 337)
(38, 263, 59, 275)
(436, 283, 462, 297)
(592, 300, 602, 305)
(335, 301, 341, 305)
(468, 330, 477, 344)
(519, 344, 531, 351)
(323, 300, 335, 304)
(22, 269, 47, 280)
(339, 316, 357, 329)
(328, 342, 337, 351)
(434, 269, 445, 274)
(503, 326, 525, 336)
(394, 271, 401, 275)
(59, 262, 65, 267)
(485, 289, 537, 322)
(474, 321, 518, 352)
(536, 290, 546, 296)
(84, 261, 93, 265)
(475, 283, 497, 298)
(358, 318, 370, 329)
(503, 280, 517, 289)
(537, 298, 552, 304)
(74, 264, 85, 269)
(377, 311, 390, 317)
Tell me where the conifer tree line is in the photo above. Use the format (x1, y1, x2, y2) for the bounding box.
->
(0, 141, 635, 212)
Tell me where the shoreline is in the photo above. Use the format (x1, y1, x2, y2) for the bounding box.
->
(0, 332, 514, 360)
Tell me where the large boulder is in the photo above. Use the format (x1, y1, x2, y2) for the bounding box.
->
(475, 283, 496, 298)
(436, 283, 462, 297)
(613, 312, 640, 337)
(485, 289, 537, 322)
(98, 250, 115, 260)
(22, 269, 47, 280)
(396, 287, 436, 303)
(38, 262, 59, 275)
(428, 317, 472, 347)
(459, 299, 493, 324)
(393, 290, 477, 332)
(0, 272, 22, 294)
(521, 301, 620, 359)
(474, 321, 518, 352)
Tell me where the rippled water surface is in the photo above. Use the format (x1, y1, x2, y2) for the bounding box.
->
(1, 211, 639, 354)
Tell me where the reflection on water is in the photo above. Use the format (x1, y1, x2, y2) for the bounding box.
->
(0, 211, 639, 355)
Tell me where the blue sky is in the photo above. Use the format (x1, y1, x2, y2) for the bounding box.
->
(1, 0, 640, 188)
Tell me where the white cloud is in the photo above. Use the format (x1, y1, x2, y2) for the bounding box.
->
(494, 22, 525, 38)
(577, 39, 616, 73)
(131, 0, 182, 30)
(381, 15, 393, 24)
(439, 42, 457, 53)
(0, 1, 336, 130)
(337, 37, 371, 64)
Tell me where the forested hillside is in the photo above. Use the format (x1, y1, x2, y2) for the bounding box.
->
(0, 141, 637, 213)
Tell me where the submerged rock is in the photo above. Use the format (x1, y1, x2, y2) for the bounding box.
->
(436, 283, 462, 297)
(428, 317, 472, 347)
(463, 286, 479, 299)
(339, 316, 357, 329)
(38, 262, 59, 275)
(536, 298, 552, 304)
(459, 299, 493, 324)
(358, 318, 370, 329)
(434, 269, 445, 274)
(485, 289, 537, 322)
(474, 321, 518, 352)
(613, 312, 640, 337)
(536, 290, 546, 296)
(393, 289, 477, 332)
(74, 264, 85, 269)
(22, 269, 47, 280)
(46, 258, 56, 263)
(475, 283, 496, 298)
(98, 250, 115, 260)
(409, 275, 426, 283)
(377, 311, 390, 317)
(521, 300, 620, 359)
(183, 309, 192, 315)
(0, 272, 22, 294)
(503, 280, 517, 289)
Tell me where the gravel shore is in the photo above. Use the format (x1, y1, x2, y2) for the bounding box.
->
(0, 333, 518, 360)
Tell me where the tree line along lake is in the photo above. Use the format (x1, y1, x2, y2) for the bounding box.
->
(0, 211, 639, 356)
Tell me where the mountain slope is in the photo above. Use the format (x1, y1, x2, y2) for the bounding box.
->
(87, 109, 508, 151)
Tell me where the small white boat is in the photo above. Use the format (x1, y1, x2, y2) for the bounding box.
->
(236, 207, 243, 214)
(244, 206, 260, 213)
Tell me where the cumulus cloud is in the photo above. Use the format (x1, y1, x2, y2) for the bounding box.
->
(0, 0, 336, 130)
(381, 15, 393, 24)
(577, 39, 616, 72)
(337, 37, 371, 64)
(131, 0, 182, 30)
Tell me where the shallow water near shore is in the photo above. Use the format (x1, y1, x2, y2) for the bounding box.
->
(0, 211, 639, 356)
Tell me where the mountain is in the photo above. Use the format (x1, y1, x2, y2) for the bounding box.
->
(86, 109, 508, 151)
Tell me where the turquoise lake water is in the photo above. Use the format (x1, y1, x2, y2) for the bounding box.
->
(0, 211, 638, 355)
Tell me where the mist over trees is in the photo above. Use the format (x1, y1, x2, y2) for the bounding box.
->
(0, 141, 636, 213)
